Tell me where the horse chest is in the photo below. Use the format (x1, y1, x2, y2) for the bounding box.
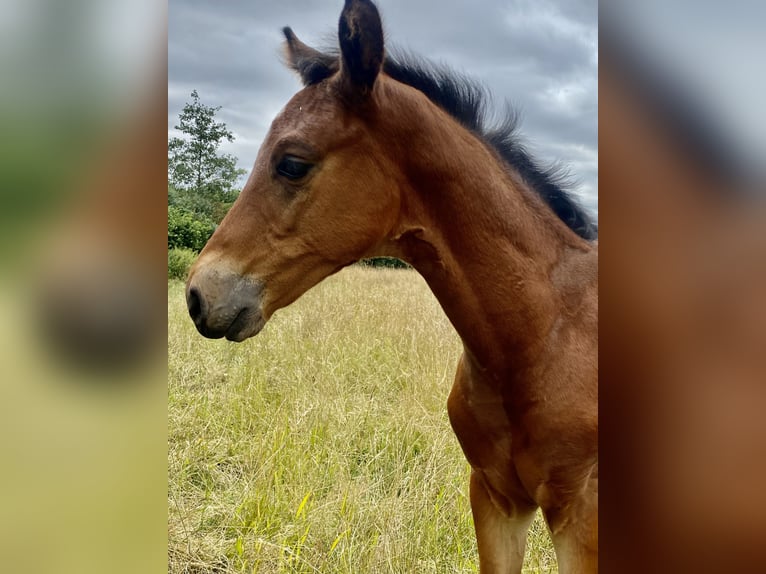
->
(448, 357, 516, 464)
(448, 385, 511, 469)
(447, 363, 538, 513)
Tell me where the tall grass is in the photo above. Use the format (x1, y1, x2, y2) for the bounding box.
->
(168, 266, 557, 573)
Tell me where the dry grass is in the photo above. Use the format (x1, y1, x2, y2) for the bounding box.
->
(168, 266, 557, 573)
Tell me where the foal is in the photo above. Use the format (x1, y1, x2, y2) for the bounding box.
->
(186, 1, 598, 571)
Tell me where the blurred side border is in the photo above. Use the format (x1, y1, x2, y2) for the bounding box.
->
(0, 1, 168, 573)
(600, 1, 766, 572)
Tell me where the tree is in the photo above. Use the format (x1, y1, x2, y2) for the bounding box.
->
(168, 90, 247, 224)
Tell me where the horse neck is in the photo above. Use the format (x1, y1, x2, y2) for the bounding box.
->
(381, 87, 589, 374)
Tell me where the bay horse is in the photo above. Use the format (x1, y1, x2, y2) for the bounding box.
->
(186, 1, 598, 571)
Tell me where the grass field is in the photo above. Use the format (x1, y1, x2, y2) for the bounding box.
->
(168, 266, 557, 573)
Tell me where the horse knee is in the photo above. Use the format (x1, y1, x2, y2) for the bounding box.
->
(470, 471, 537, 574)
(543, 483, 598, 573)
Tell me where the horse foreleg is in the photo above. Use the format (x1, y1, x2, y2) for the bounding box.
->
(470, 469, 536, 574)
(543, 468, 598, 574)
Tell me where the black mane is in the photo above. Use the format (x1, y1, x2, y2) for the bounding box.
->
(291, 46, 598, 240)
(383, 53, 597, 240)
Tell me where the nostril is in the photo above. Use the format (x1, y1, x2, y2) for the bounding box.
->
(187, 286, 203, 323)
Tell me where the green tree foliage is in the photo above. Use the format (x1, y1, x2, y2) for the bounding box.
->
(169, 90, 246, 199)
(168, 90, 247, 251)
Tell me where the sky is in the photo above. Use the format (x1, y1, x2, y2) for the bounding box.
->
(168, 0, 598, 217)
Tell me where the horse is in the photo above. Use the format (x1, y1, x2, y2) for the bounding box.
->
(186, 1, 598, 572)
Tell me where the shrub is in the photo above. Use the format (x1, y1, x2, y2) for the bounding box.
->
(168, 206, 215, 252)
(168, 248, 197, 280)
(359, 257, 410, 269)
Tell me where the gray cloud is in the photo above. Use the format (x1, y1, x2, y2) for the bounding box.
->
(169, 0, 598, 217)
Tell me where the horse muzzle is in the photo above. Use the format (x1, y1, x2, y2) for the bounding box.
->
(185, 267, 266, 342)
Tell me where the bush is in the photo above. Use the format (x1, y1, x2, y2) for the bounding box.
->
(168, 206, 215, 252)
(359, 257, 410, 269)
(168, 248, 197, 280)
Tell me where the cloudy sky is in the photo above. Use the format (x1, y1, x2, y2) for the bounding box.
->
(169, 0, 598, 217)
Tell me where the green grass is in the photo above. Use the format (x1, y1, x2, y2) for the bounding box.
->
(168, 266, 557, 573)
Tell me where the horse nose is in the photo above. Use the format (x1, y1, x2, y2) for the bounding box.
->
(186, 285, 206, 326)
(185, 268, 265, 341)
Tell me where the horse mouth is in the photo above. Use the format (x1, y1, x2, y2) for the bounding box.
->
(224, 308, 266, 342)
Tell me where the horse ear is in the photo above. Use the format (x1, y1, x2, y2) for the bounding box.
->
(283, 27, 338, 86)
(338, 0, 384, 97)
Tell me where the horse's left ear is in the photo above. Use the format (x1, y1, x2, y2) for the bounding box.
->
(338, 0, 384, 97)
(283, 27, 338, 86)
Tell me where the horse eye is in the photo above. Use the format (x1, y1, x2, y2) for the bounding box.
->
(276, 156, 312, 180)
